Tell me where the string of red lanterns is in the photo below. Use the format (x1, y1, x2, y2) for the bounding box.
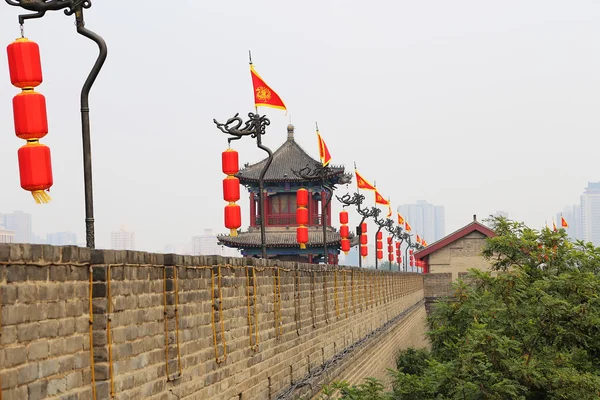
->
(222, 149, 241, 236)
(387, 236, 394, 263)
(376, 231, 383, 261)
(296, 188, 309, 249)
(395, 241, 402, 265)
(360, 222, 368, 258)
(339, 209, 350, 254)
(8, 37, 53, 204)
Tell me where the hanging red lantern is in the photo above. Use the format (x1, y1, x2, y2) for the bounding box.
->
(297, 226, 308, 249)
(12, 91, 48, 140)
(361, 222, 367, 234)
(376, 231, 382, 241)
(17, 141, 53, 203)
(376, 250, 383, 260)
(7, 38, 43, 89)
(221, 148, 241, 235)
(341, 238, 350, 253)
(410, 261, 414, 267)
(409, 249, 413, 255)
(339, 210, 348, 225)
(222, 176, 240, 202)
(388, 254, 394, 262)
(387, 245, 393, 253)
(224, 204, 241, 235)
(222, 148, 239, 175)
(395, 242, 400, 249)
(296, 188, 309, 249)
(360, 246, 368, 257)
(296, 188, 308, 207)
(360, 235, 367, 245)
(376, 241, 383, 250)
(387, 237, 393, 245)
(340, 225, 349, 238)
(296, 207, 309, 225)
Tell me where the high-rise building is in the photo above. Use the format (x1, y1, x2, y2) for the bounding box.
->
(556, 205, 582, 241)
(47, 231, 77, 246)
(580, 182, 600, 246)
(0, 226, 15, 243)
(110, 226, 135, 250)
(2, 211, 32, 243)
(191, 229, 219, 256)
(397, 200, 445, 243)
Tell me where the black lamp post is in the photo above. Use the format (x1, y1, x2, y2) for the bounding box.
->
(6, 0, 107, 249)
(291, 163, 350, 264)
(336, 192, 377, 268)
(373, 213, 394, 270)
(214, 112, 272, 259)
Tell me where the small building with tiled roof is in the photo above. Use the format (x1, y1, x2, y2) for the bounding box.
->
(414, 215, 495, 279)
(219, 124, 354, 264)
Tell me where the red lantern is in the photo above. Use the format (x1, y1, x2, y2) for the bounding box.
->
(12, 91, 48, 140)
(18, 142, 52, 203)
(409, 249, 413, 255)
(224, 204, 241, 235)
(341, 238, 350, 253)
(360, 246, 368, 257)
(222, 176, 240, 202)
(296, 207, 309, 225)
(410, 261, 414, 267)
(376, 231, 382, 240)
(376, 250, 383, 260)
(376, 241, 383, 250)
(387, 245, 393, 253)
(388, 254, 394, 262)
(340, 225, 349, 238)
(296, 188, 308, 207)
(297, 226, 309, 249)
(360, 235, 367, 245)
(387, 237, 393, 245)
(7, 38, 43, 89)
(339, 210, 348, 225)
(361, 222, 367, 234)
(398, 256, 402, 263)
(222, 148, 239, 175)
(395, 242, 400, 249)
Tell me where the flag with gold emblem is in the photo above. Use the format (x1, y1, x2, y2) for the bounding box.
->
(355, 170, 376, 191)
(422, 239, 428, 247)
(398, 213, 405, 225)
(416, 234, 422, 245)
(250, 64, 287, 111)
(405, 222, 412, 232)
(561, 216, 569, 228)
(375, 190, 390, 206)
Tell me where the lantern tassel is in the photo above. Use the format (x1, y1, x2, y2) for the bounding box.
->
(230, 229, 238, 237)
(300, 244, 306, 249)
(31, 190, 51, 204)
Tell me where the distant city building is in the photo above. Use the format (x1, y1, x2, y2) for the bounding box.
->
(192, 229, 220, 256)
(580, 182, 600, 246)
(485, 211, 509, 227)
(1, 211, 32, 243)
(110, 226, 135, 250)
(397, 200, 445, 243)
(47, 231, 77, 246)
(556, 205, 582, 241)
(0, 226, 15, 243)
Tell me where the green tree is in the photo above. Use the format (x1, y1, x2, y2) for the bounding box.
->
(322, 217, 600, 399)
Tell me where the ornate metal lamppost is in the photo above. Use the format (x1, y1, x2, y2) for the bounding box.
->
(214, 112, 273, 259)
(373, 212, 394, 270)
(6, 0, 107, 248)
(336, 192, 377, 268)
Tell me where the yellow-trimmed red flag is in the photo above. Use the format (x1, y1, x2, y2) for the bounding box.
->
(355, 170, 376, 191)
(405, 222, 412, 232)
(375, 190, 390, 206)
(397, 213, 405, 225)
(387, 205, 392, 218)
(552, 218, 557, 232)
(416, 234, 422, 245)
(561, 216, 569, 228)
(250, 64, 287, 111)
(422, 239, 428, 247)
(316, 129, 332, 167)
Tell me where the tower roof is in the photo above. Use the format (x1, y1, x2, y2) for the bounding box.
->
(236, 124, 348, 184)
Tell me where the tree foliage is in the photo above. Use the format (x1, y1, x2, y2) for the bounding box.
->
(319, 217, 600, 399)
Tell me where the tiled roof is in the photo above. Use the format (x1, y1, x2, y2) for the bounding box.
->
(236, 125, 346, 184)
(218, 229, 358, 249)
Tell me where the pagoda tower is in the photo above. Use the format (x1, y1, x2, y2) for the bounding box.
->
(218, 124, 353, 264)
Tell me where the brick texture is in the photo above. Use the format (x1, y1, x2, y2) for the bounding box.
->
(0, 244, 433, 400)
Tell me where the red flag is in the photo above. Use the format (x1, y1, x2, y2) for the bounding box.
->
(355, 170, 376, 191)
(561, 216, 569, 228)
(416, 234, 422, 244)
(397, 213, 405, 225)
(250, 64, 286, 111)
(375, 190, 390, 206)
(405, 222, 412, 232)
(316, 129, 332, 167)
(387, 205, 392, 218)
(552, 219, 557, 232)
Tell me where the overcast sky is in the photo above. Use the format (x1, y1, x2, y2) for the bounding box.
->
(1, 1, 599, 251)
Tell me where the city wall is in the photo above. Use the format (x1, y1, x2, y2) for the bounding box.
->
(0, 244, 430, 400)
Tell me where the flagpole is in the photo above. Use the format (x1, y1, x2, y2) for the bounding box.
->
(316, 121, 330, 265)
(354, 161, 363, 268)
